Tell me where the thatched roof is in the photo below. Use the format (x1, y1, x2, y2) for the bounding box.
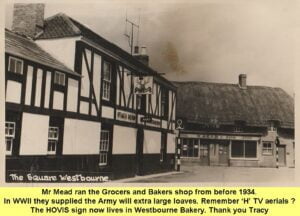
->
(174, 81, 294, 128)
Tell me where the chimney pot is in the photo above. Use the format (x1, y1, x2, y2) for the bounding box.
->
(140, 46, 147, 55)
(133, 46, 139, 55)
(239, 74, 247, 89)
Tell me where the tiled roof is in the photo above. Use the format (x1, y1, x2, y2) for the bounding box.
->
(36, 13, 176, 89)
(174, 81, 294, 128)
(37, 13, 81, 39)
(5, 29, 79, 76)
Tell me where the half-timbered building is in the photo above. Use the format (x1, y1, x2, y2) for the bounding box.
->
(175, 74, 294, 168)
(5, 4, 176, 182)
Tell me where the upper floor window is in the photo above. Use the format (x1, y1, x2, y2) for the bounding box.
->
(102, 61, 112, 101)
(54, 71, 65, 86)
(5, 122, 15, 155)
(48, 127, 59, 155)
(99, 129, 110, 166)
(161, 88, 169, 117)
(8, 57, 23, 74)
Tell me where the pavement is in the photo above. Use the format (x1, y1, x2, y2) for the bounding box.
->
(115, 161, 297, 185)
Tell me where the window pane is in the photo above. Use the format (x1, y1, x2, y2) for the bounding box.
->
(231, 140, 244, 157)
(245, 141, 257, 158)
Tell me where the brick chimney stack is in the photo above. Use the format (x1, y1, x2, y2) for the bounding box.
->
(12, 3, 45, 38)
(133, 45, 149, 66)
(238, 74, 247, 89)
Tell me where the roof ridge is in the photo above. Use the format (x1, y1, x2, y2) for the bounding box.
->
(173, 80, 285, 90)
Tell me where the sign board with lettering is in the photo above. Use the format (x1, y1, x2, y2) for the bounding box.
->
(134, 76, 153, 95)
(180, 133, 260, 141)
(141, 116, 152, 122)
(116, 110, 136, 123)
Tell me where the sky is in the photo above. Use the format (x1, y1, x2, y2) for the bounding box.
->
(4, 0, 300, 95)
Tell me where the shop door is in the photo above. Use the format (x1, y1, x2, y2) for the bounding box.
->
(136, 127, 144, 175)
(218, 141, 229, 166)
(278, 145, 286, 167)
(199, 142, 209, 165)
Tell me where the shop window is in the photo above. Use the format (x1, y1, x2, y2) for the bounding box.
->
(99, 129, 110, 166)
(231, 140, 257, 158)
(5, 122, 15, 155)
(200, 143, 209, 157)
(262, 142, 273, 155)
(181, 138, 199, 157)
(102, 61, 112, 101)
(8, 57, 23, 74)
(48, 127, 59, 154)
(54, 71, 65, 86)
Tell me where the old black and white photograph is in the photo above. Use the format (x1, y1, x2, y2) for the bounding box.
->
(2, 0, 298, 184)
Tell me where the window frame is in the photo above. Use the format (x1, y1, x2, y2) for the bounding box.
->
(231, 140, 257, 159)
(102, 61, 112, 101)
(99, 129, 110, 166)
(48, 126, 59, 155)
(54, 71, 66, 86)
(8, 56, 23, 75)
(262, 142, 273, 155)
(5, 121, 15, 156)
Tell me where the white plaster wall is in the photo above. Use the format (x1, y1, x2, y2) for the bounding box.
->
(44, 71, 51, 108)
(63, 118, 100, 155)
(6, 80, 22, 104)
(167, 133, 176, 153)
(80, 101, 89, 114)
(91, 104, 97, 116)
(143, 130, 161, 154)
(102, 106, 114, 119)
(36, 37, 80, 71)
(123, 69, 132, 108)
(113, 125, 136, 154)
(67, 78, 78, 112)
(25, 65, 33, 105)
(93, 53, 101, 106)
(53, 91, 64, 110)
(34, 68, 43, 107)
(20, 113, 49, 155)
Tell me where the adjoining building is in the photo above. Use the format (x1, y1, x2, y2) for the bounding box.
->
(5, 4, 177, 182)
(174, 74, 294, 168)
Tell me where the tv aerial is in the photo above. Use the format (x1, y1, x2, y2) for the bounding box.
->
(124, 9, 140, 55)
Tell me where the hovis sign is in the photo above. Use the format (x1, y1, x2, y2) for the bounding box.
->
(134, 76, 153, 95)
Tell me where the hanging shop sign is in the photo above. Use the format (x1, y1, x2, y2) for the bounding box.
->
(134, 76, 153, 95)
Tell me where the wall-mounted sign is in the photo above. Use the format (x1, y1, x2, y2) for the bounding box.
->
(141, 116, 152, 122)
(134, 76, 153, 95)
(116, 110, 136, 123)
(180, 133, 260, 141)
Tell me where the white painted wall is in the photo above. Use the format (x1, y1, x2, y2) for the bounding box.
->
(167, 133, 176, 153)
(25, 65, 33, 105)
(20, 113, 49, 155)
(34, 68, 43, 107)
(91, 104, 97, 116)
(123, 68, 132, 108)
(113, 125, 136, 154)
(36, 37, 80, 71)
(67, 78, 78, 112)
(44, 71, 51, 108)
(63, 118, 101, 155)
(102, 106, 114, 119)
(6, 80, 22, 104)
(81, 49, 90, 97)
(143, 130, 161, 154)
(80, 101, 89, 114)
(53, 91, 64, 110)
(93, 53, 101, 107)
